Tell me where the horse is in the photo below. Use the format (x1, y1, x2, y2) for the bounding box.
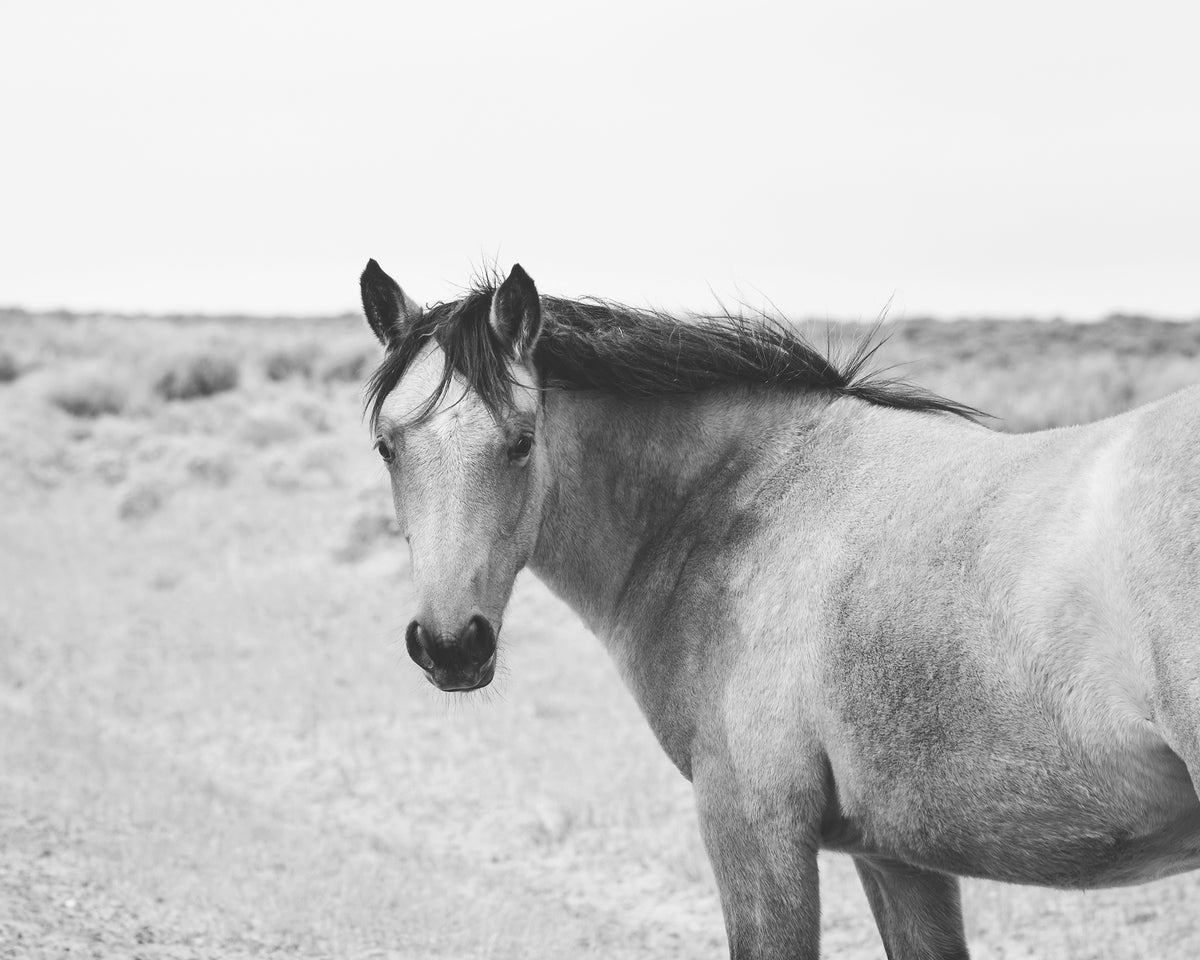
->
(357, 259, 1200, 959)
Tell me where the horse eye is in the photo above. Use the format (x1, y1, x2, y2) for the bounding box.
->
(375, 438, 394, 463)
(508, 434, 534, 462)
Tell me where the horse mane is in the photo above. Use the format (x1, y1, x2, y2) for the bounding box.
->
(365, 283, 985, 427)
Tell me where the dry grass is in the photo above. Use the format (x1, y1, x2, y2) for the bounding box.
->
(2, 308, 1200, 959)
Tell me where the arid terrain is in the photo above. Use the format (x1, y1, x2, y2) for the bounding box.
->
(3, 307, 1200, 959)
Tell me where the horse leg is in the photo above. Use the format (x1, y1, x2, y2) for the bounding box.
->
(854, 856, 970, 960)
(693, 756, 824, 960)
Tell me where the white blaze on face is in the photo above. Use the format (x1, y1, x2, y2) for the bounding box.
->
(377, 342, 539, 429)
(378, 342, 467, 426)
(507, 357, 540, 416)
(374, 342, 543, 633)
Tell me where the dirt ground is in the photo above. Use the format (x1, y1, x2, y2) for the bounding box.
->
(2, 309, 1200, 958)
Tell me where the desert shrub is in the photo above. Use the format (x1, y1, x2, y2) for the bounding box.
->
(186, 451, 235, 486)
(320, 346, 373, 383)
(297, 439, 343, 485)
(262, 453, 304, 490)
(0, 350, 19, 383)
(263, 344, 319, 381)
(118, 482, 167, 521)
(154, 353, 239, 401)
(290, 400, 331, 433)
(96, 453, 129, 486)
(335, 507, 402, 562)
(48, 376, 128, 418)
(239, 414, 307, 448)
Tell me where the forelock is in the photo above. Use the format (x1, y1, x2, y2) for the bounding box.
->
(365, 285, 529, 429)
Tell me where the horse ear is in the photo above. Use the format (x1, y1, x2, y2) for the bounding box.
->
(360, 259, 420, 345)
(489, 264, 542, 360)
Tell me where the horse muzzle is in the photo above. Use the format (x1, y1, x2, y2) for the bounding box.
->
(405, 614, 498, 692)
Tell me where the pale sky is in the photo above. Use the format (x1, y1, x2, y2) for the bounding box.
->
(2, 0, 1198, 319)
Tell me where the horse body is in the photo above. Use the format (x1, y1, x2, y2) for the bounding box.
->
(531, 380, 1200, 883)
(811, 395, 1200, 891)
(358, 259, 1200, 958)
(814, 403, 1199, 883)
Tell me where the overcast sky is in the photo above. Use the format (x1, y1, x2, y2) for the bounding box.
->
(3, 1, 1198, 319)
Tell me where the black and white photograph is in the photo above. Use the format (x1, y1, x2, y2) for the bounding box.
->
(3, 2, 1200, 958)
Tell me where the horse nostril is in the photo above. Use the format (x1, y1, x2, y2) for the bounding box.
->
(461, 614, 497, 662)
(405, 619, 434, 670)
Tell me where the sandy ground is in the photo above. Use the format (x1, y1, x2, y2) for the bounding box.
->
(2, 310, 1200, 958)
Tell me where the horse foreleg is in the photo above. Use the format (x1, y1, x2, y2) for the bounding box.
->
(854, 856, 969, 960)
(693, 756, 823, 960)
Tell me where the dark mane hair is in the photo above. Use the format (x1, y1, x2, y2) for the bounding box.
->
(366, 284, 984, 426)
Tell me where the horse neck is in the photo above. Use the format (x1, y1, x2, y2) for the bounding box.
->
(528, 387, 828, 639)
